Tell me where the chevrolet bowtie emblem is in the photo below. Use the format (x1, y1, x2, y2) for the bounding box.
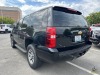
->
(78, 31, 82, 35)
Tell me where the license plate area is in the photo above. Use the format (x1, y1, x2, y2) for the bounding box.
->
(75, 35, 81, 42)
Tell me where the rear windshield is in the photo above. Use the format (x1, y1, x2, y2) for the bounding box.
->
(52, 9, 88, 27)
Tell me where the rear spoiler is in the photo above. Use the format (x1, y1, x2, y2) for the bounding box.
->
(53, 6, 82, 15)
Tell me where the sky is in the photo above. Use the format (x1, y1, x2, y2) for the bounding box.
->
(0, 0, 100, 17)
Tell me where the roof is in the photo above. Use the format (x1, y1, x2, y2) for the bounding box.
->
(30, 5, 80, 15)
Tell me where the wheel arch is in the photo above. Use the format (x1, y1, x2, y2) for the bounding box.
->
(25, 38, 34, 49)
(10, 33, 13, 37)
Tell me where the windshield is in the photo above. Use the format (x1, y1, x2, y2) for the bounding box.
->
(6, 24, 13, 28)
(53, 10, 88, 27)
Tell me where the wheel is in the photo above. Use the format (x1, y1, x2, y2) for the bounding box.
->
(27, 44, 42, 69)
(5, 29, 8, 33)
(93, 42, 99, 45)
(8, 30, 11, 33)
(11, 37, 16, 48)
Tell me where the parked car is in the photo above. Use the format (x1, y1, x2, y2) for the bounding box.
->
(90, 24, 100, 45)
(0, 24, 13, 33)
(10, 6, 92, 69)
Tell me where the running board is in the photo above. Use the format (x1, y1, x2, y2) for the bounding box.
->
(15, 44, 27, 53)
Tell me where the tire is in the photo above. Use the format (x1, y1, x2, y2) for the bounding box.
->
(5, 29, 8, 33)
(11, 37, 16, 48)
(27, 44, 42, 69)
(8, 30, 11, 33)
(93, 42, 99, 45)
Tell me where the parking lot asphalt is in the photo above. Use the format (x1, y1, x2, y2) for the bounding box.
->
(0, 33, 100, 75)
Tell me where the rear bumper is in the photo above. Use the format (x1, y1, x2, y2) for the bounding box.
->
(36, 44, 91, 63)
(90, 37, 100, 43)
(0, 30, 5, 32)
(0, 29, 12, 32)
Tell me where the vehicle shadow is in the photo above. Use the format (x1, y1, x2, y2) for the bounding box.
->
(35, 61, 72, 75)
(92, 44, 100, 50)
(14, 48, 27, 60)
(13, 47, 100, 75)
(15, 48, 75, 75)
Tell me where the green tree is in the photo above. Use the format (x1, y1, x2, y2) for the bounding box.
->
(86, 12, 100, 25)
(0, 16, 15, 24)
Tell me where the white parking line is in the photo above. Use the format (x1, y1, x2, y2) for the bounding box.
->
(66, 61, 99, 75)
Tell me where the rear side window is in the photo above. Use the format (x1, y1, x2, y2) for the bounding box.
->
(15, 19, 23, 29)
(30, 9, 48, 28)
(22, 16, 32, 28)
(52, 7, 88, 27)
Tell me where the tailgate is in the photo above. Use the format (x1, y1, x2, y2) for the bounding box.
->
(56, 27, 89, 49)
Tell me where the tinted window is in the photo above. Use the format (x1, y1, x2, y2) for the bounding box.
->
(19, 19, 23, 26)
(30, 14, 40, 27)
(15, 19, 23, 29)
(7, 25, 12, 28)
(22, 16, 34, 36)
(42, 9, 48, 27)
(53, 10, 88, 27)
(47, 8, 52, 26)
(10, 25, 14, 28)
(30, 9, 48, 27)
(22, 16, 32, 28)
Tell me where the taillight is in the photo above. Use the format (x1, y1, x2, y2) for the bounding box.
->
(89, 27, 92, 32)
(46, 27, 56, 48)
(89, 27, 92, 38)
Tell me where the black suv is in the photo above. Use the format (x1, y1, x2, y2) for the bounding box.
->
(10, 6, 92, 69)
